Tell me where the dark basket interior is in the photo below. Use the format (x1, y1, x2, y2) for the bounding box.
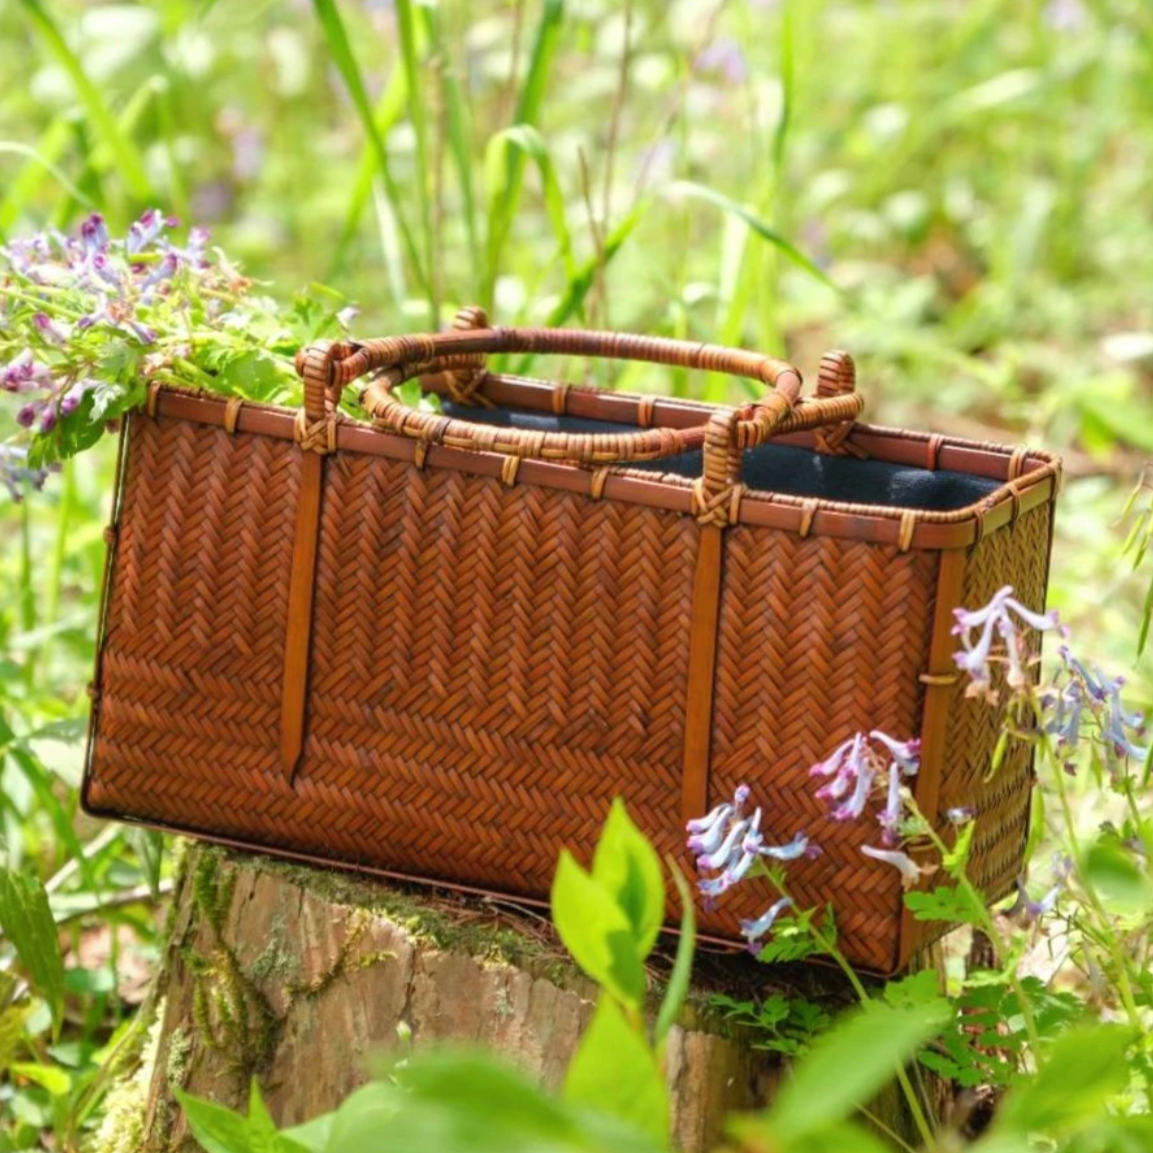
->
(442, 403, 1001, 512)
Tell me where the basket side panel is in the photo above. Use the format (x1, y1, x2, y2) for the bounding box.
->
(707, 530, 939, 972)
(86, 414, 301, 817)
(905, 503, 1054, 957)
(296, 453, 699, 894)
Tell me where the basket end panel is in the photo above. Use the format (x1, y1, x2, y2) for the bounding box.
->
(706, 526, 940, 973)
(900, 500, 1056, 964)
(83, 413, 303, 830)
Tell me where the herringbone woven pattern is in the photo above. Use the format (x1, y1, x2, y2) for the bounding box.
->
(84, 366, 1058, 973)
(297, 452, 698, 892)
(905, 505, 1053, 956)
(89, 420, 696, 894)
(706, 532, 939, 972)
(87, 414, 300, 820)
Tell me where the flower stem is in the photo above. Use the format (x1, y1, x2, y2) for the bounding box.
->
(765, 872, 939, 1150)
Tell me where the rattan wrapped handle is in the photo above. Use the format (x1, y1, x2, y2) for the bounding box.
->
(295, 317, 806, 466)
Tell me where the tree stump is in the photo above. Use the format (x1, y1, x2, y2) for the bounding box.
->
(98, 843, 943, 1153)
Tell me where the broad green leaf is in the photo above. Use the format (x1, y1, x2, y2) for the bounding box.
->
(730, 1116, 893, 1153)
(176, 1089, 257, 1153)
(176, 1084, 312, 1153)
(591, 799, 665, 959)
(317, 1052, 663, 1153)
(10, 1060, 70, 1096)
(903, 884, 985, 925)
(0, 865, 65, 1037)
(763, 1001, 950, 1141)
(995, 1024, 1134, 1136)
(564, 996, 668, 1144)
(551, 850, 646, 1009)
(654, 860, 695, 1045)
(1083, 839, 1153, 914)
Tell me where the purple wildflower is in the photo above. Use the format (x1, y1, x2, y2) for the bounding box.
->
(139, 251, 180, 292)
(1045, 0, 1086, 31)
(879, 764, 903, 847)
(687, 802, 735, 855)
(59, 380, 94, 417)
(127, 209, 177, 255)
(687, 785, 816, 908)
(870, 732, 921, 777)
(0, 445, 53, 502)
(33, 312, 69, 346)
(952, 585, 1060, 694)
(861, 846, 928, 890)
(1044, 646, 1149, 772)
(697, 816, 749, 873)
(695, 38, 748, 85)
(739, 897, 794, 953)
(79, 212, 109, 256)
(16, 402, 40, 429)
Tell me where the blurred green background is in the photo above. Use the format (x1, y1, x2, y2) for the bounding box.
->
(1, 0, 1151, 1144)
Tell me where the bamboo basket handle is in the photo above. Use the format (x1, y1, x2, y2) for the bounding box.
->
(295, 318, 807, 467)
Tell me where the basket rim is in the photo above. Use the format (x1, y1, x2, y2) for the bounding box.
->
(139, 383, 1061, 553)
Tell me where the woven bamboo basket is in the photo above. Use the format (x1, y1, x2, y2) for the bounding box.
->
(82, 306, 1060, 973)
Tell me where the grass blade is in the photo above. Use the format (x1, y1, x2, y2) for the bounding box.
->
(654, 859, 696, 1045)
(421, 3, 481, 288)
(0, 135, 93, 236)
(330, 68, 407, 276)
(483, 0, 565, 308)
(311, 0, 431, 315)
(484, 125, 575, 292)
(395, 0, 435, 312)
(662, 180, 836, 291)
(18, 0, 153, 202)
(512, 0, 565, 127)
(509, 201, 643, 375)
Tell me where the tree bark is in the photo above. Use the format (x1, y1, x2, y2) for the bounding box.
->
(100, 843, 944, 1153)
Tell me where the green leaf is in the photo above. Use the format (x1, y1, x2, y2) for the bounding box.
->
(17, 0, 153, 200)
(310, 0, 428, 306)
(660, 181, 837, 290)
(762, 1001, 950, 1142)
(484, 124, 576, 304)
(730, 1116, 894, 1153)
(1083, 838, 1153, 914)
(324, 1052, 664, 1153)
(995, 1025, 1135, 1136)
(129, 827, 165, 900)
(564, 996, 669, 1144)
(550, 850, 646, 1009)
(904, 884, 986, 925)
(591, 800, 665, 959)
(10, 1061, 70, 1096)
(0, 865, 65, 1037)
(654, 860, 695, 1045)
(176, 1083, 312, 1153)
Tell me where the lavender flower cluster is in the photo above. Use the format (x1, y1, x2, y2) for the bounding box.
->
(0, 211, 222, 437)
(951, 584, 1062, 696)
(1046, 647, 1149, 776)
(686, 786, 815, 950)
(686, 584, 1150, 954)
